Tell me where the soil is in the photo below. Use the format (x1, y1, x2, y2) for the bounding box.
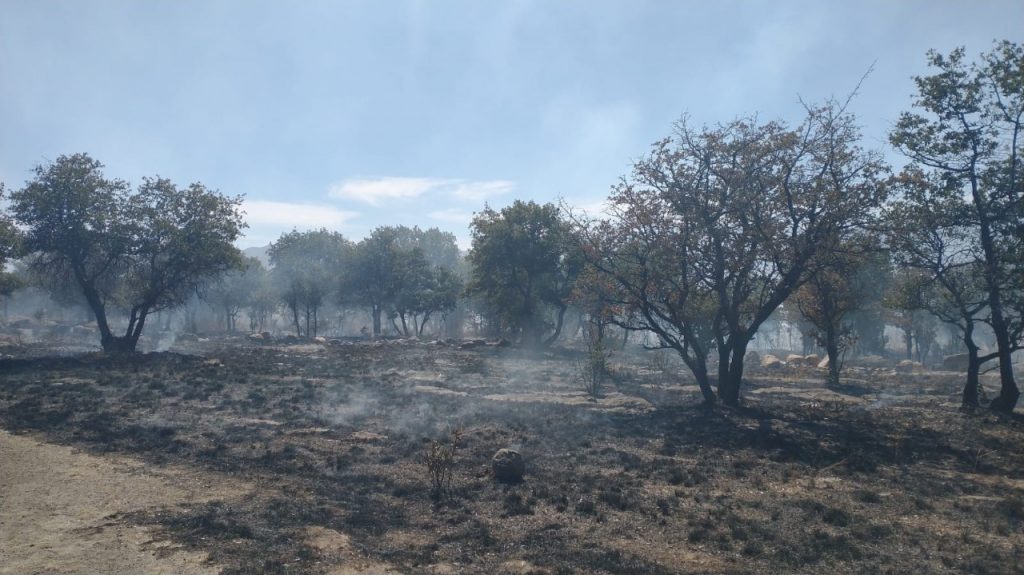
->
(0, 337, 1022, 574)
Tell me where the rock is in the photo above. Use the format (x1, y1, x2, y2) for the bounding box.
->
(176, 332, 200, 343)
(248, 333, 265, 342)
(261, 331, 273, 340)
(744, 350, 760, 365)
(70, 325, 98, 340)
(761, 354, 782, 369)
(942, 353, 970, 372)
(458, 339, 486, 350)
(492, 448, 525, 483)
(818, 356, 830, 369)
(785, 354, 804, 365)
(9, 318, 33, 329)
(803, 353, 820, 367)
(897, 359, 923, 373)
(313, 336, 327, 343)
(859, 354, 888, 367)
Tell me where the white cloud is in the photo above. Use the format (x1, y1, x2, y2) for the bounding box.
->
(328, 177, 454, 205)
(242, 199, 359, 229)
(328, 177, 516, 205)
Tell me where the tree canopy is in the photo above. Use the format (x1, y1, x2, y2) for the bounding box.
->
(10, 153, 245, 352)
(577, 100, 888, 405)
(468, 200, 581, 348)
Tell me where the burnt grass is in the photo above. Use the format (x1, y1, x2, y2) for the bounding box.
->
(1, 338, 1023, 574)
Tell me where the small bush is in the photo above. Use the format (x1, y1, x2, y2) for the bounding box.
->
(425, 427, 462, 499)
(577, 332, 611, 399)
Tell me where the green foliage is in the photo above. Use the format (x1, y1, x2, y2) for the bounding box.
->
(269, 229, 351, 337)
(889, 40, 1024, 411)
(10, 153, 245, 352)
(203, 257, 267, 332)
(467, 200, 581, 347)
(0, 183, 22, 268)
(342, 226, 462, 338)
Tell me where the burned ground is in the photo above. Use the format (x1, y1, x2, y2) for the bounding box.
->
(1, 339, 1023, 574)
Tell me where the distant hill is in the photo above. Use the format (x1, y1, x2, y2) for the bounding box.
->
(243, 244, 271, 267)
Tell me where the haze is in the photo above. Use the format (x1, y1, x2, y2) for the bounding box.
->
(2, 0, 1021, 247)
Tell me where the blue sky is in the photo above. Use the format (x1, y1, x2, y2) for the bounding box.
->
(2, 1, 1021, 248)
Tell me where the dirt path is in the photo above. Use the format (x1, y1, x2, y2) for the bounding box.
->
(0, 429, 250, 575)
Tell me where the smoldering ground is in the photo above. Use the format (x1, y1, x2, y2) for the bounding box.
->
(1, 337, 1023, 575)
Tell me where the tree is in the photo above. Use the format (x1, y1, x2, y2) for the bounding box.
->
(391, 255, 462, 337)
(386, 226, 464, 336)
(343, 227, 404, 337)
(890, 41, 1024, 412)
(793, 238, 880, 387)
(887, 170, 1006, 408)
(202, 256, 265, 332)
(269, 229, 350, 338)
(0, 183, 25, 318)
(0, 183, 21, 267)
(577, 100, 887, 406)
(467, 201, 581, 348)
(246, 264, 277, 333)
(11, 154, 245, 352)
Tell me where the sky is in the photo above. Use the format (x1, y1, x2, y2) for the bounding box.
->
(1, 1, 1021, 249)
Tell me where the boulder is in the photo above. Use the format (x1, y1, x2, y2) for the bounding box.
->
(458, 339, 487, 350)
(785, 354, 804, 365)
(9, 318, 33, 329)
(70, 325, 98, 340)
(860, 354, 888, 367)
(817, 356, 830, 369)
(492, 448, 525, 483)
(942, 353, 971, 372)
(897, 359, 924, 373)
(803, 354, 820, 367)
(761, 354, 782, 369)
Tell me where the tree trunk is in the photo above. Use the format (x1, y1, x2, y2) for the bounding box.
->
(718, 340, 749, 407)
(418, 312, 432, 337)
(963, 350, 981, 410)
(825, 329, 841, 388)
(291, 304, 301, 337)
(988, 312, 1020, 413)
(973, 178, 1019, 413)
(542, 304, 568, 347)
(102, 336, 136, 353)
(692, 362, 716, 405)
(372, 306, 382, 337)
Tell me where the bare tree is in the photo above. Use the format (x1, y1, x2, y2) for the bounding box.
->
(576, 100, 887, 406)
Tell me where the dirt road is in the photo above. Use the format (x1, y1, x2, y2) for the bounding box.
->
(0, 429, 248, 575)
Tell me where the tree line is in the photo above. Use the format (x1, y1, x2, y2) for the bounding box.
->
(1, 42, 1021, 412)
